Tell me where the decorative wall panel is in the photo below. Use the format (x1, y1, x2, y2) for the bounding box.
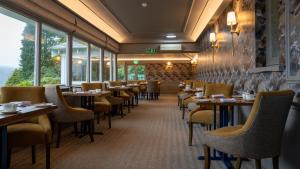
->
(146, 63, 191, 93)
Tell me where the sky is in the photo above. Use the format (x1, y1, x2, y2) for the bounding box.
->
(0, 13, 25, 68)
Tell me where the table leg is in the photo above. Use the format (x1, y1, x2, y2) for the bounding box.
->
(0, 126, 8, 169)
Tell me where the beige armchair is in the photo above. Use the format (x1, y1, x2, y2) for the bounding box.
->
(45, 85, 94, 148)
(81, 83, 113, 127)
(202, 90, 295, 169)
(188, 83, 233, 145)
(0, 86, 52, 169)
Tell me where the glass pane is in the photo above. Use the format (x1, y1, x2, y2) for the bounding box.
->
(41, 24, 67, 85)
(104, 50, 111, 81)
(127, 65, 136, 80)
(289, 2, 300, 77)
(137, 65, 145, 80)
(72, 38, 88, 85)
(117, 63, 125, 80)
(0, 6, 36, 86)
(91, 44, 101, 81)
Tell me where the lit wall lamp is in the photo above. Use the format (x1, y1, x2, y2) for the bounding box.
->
(227, 11, 239, 35)
(209, 32, 218, 63)
(227, 10, 239, 62)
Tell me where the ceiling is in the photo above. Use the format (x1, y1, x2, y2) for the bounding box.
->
(100, 0, 192, 40)
(58, 0, 231, 43)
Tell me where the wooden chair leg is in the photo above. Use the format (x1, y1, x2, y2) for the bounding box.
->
(97, 112, 100, 124)
(108, 111, 112, 128)
(235, 156, 242, 169)
(203, 145, 211, 169)
(255, 159, 262, 169)
(73, 122, 78, 136)
(88, 120, 94, 142)
(45, 144, 50, 169)
(56, 123, 62, 148)
(7, 148, 11, 168)
(189, 122, 193, 146)
(182, 106, 185, 119)
(272, 156, 279, 169)
(31, 145, 36, 164)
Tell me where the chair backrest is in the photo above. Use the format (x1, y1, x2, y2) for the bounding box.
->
(204, 83, 233, 97)
(0, 86, 46, 123)
(81, 83, 103, 91)
(241, 90, 294, 158)
(192, 81, 205, 89)
(184, 80, 193, 87)
(0, 86, 45, 104)
(127, 80, 138, 84)
(147, 80, 159, 93)
(109, 81, 122, 87)
(44, 85, 73, 123)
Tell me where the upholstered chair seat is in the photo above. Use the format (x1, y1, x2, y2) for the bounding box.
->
(188, 83, 233, 146)
(0, 86, 52, 169)
(202, 90, 295, 169)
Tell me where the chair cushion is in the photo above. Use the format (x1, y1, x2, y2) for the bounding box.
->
(95, 101, 111, 112)
(8, 123, 47, 147)
(189, 110, 219, 125)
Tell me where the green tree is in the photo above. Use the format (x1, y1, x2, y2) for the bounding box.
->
(6, 23, 66, 86)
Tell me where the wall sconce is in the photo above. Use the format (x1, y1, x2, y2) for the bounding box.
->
(209, 32, 218, 63)
(227, 11, 239, 35)
(167, 61, 172, 66)
(166, 61, 173, 70)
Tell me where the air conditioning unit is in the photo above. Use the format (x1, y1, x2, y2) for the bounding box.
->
(160, 44, 182, 51)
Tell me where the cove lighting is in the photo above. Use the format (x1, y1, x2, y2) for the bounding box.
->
(58, 0, 124, 42)
(166, 35, 176, 39)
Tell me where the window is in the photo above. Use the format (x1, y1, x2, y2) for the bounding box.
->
(104, 50, 111, 81)
(90, 44, 101, 81)
(127, 65, 145, 80)
(0, 6, 36, 86)
(117, 62, 125, 80)
(41, 24, 67, 85)
(72, 38, 88, 85)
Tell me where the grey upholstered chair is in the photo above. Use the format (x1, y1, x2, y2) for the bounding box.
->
(45, 85, 94, 148)
(202, 90, 295, 169)
(147, 80, 159, 100)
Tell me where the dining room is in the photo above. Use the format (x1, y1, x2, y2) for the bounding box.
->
(0, 0, 300, 169)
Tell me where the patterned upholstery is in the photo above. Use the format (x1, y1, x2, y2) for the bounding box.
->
(202, 90, 294, 163)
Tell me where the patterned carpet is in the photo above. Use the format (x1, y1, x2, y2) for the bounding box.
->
(10, 94, 254, 169)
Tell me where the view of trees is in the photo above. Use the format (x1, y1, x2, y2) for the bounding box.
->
(5, 24, 65, 86)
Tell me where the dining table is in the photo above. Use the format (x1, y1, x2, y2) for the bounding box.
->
(0, 104, 57, 169)
(191, 96, 254, 169)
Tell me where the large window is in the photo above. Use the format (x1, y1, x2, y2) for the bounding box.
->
(72, 38, 88, 85)
(127, 65, 145, 80)
(0, 6, 36, 86)
(41, 24, 67, 85)
(104, 50, 111, 81)
(90, 44, 101, 81)
(117, 62, 125, 80)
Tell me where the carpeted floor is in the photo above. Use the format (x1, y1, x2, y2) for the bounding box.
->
(10, 94, 254, 169)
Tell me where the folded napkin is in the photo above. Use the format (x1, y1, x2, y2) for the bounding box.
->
(220, 98, 236, 103)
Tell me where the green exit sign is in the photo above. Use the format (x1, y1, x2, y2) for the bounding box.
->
(145, 48, 158, 54)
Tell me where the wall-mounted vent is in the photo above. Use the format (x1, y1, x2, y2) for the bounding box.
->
(160, 44, 182, 51)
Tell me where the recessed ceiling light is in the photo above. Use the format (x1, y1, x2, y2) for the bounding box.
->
(141, 2, 148, 7)
(166, 35, 176, 39)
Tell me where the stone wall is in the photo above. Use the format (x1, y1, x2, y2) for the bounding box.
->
(146, 63, 191, 93)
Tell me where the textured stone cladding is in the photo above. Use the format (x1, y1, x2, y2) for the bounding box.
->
(146, 63, 192, 81)
(192, 0, 300, 92)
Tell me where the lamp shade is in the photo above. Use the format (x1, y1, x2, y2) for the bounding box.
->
(209, 32, 216, 42)
(227, 11, 237, 26)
